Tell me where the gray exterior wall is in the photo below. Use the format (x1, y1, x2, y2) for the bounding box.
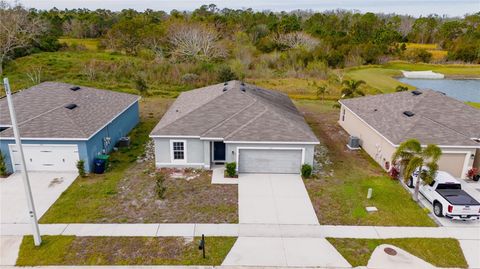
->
(152, 138, 316, 171)
(153, 137, 207, 168)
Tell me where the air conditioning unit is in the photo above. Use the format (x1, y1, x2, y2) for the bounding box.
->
(347, 136, 361, 150)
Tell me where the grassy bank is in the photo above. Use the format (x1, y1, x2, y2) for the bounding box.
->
(17, 235, 236, 266)
(328, 238, 467, 268)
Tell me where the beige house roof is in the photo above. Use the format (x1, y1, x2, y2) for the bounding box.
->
(339, 90, 480, 147)
(150, 81, 319, 143)
(0, 82, 139, 139)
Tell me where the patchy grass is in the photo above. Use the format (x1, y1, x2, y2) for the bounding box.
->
(247, 77, 340, 100)
(17, 235, 236, 266)
(466, 102, 480, 109)
(58, 38, 100, 51)
(40, 96, 237, 223)
(403, 43, 448, 61)
(327, 238, 467, 268)
(296, 100, 435, 226)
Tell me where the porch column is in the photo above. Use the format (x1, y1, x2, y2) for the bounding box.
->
(203, 140, 211, 169)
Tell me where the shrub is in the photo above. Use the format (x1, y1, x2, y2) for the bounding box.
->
(76, 160, 86, 177)
(225, 162, 236, 177)
(135, 76, 148, 95)
(155, 173, 167, 199)
(217, 66, 238, 82)
(466, 168, 479, 180)
(405, 48, 432, 63)
(395, 85, 409, 92)
(0, 150, 8, 177)
(301, 164, 312, 178)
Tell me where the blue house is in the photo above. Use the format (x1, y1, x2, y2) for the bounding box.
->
(0, 82, 140, 173)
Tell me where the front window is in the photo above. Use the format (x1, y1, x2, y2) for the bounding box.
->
(172, 141, 185, 160)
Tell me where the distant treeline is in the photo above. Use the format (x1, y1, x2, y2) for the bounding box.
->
(4, 3, 480, 67)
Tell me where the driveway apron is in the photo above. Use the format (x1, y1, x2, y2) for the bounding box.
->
(238, 173, 319, 225)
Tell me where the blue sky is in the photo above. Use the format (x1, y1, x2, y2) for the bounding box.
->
(20, 0, 480, 17)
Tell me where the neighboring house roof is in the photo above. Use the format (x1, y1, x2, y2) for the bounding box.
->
(0, 82, 139, 140)
(339, 89, 480, 147)
(150, 81, 319, 143)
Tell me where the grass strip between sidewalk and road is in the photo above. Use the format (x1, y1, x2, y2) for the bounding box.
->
(16, 235, 236, 266)
(327, 237, 467, 268)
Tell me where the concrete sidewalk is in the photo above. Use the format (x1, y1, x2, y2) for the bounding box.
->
(2, 223, 479, 240)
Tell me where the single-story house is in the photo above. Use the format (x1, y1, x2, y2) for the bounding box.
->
(339, 89, 480, 178)
(149, 81, 319, 174)
(0, 82, 140, 173)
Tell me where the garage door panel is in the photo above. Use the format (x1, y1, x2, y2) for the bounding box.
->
(239, 149, 302, 174)
(437, 153, 467, 178)
(9, 144, 79, 172)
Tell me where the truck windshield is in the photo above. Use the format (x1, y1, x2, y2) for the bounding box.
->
(436, 183, 461, 190)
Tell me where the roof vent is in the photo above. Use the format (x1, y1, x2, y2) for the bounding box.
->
(240, 86, 246, 92)
(224, 82, 228, 86)
(241, 82, 245, 86)
(65, 103, 78, 110)
(412, 90, 422, 96)
(403, 111, 415, 117)
(223, 87, 228, 92)
(70, 86, 81, 91)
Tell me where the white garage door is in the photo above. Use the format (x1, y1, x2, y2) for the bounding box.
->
(9, 144, 79, 172)
(238, 148, 303, 174)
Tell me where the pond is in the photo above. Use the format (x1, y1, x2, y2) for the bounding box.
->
(397, 78, 480, 103)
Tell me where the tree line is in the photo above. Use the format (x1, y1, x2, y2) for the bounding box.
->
(1, 2, 480, 76)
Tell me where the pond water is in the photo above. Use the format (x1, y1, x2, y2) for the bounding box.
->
(397, 78, 480, 103)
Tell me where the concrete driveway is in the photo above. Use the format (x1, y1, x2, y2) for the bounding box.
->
(238, 173, 318, 225)
(1, 172, 77, 224)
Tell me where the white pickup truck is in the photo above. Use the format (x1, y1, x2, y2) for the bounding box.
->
(410, 170, 480, 220)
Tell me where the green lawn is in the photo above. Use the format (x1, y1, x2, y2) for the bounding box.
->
(297, 100, 436, 226)
(466, 102, 480, 109)
(17, 235, 236, 266)
(328, 238, 467, 268)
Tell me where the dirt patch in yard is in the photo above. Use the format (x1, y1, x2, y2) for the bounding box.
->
(296, 100, 435, 226)
(104, 162, 238, 223)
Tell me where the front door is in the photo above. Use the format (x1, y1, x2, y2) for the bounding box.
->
(213, 142, 226, 162)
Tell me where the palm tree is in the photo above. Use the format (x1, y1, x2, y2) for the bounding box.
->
(315, 84, 329, 101)
(392, 139, 442, 201)
(341, 79, 365, 98)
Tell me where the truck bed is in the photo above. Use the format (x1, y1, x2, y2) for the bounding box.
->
(437, 189, 480, 206)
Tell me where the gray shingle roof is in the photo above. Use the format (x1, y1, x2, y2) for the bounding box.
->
(150, 81, 319, 143)
(0, 82, 139, 139)
(339, 90, 480, 147)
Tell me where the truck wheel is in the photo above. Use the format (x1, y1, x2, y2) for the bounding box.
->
(433, 202, 443, 217)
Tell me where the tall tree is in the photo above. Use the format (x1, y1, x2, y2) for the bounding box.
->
(392, 139, 442, 201)
(0, 1, 45, 75)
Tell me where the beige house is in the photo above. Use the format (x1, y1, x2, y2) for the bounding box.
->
(339, 90, 480, 179)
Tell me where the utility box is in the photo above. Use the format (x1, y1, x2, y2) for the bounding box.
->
(347, 136, 361, 150)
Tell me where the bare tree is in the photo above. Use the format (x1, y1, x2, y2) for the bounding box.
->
(168, 23, 226, 61)
(0, 1, 45, 75)
(273, 32, 319, 51)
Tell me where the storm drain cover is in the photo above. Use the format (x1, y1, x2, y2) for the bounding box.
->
(384, 247, 397, 256)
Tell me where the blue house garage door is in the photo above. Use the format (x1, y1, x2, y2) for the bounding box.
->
(8, 144, 79, 172)
(238, 148, 302, 174)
